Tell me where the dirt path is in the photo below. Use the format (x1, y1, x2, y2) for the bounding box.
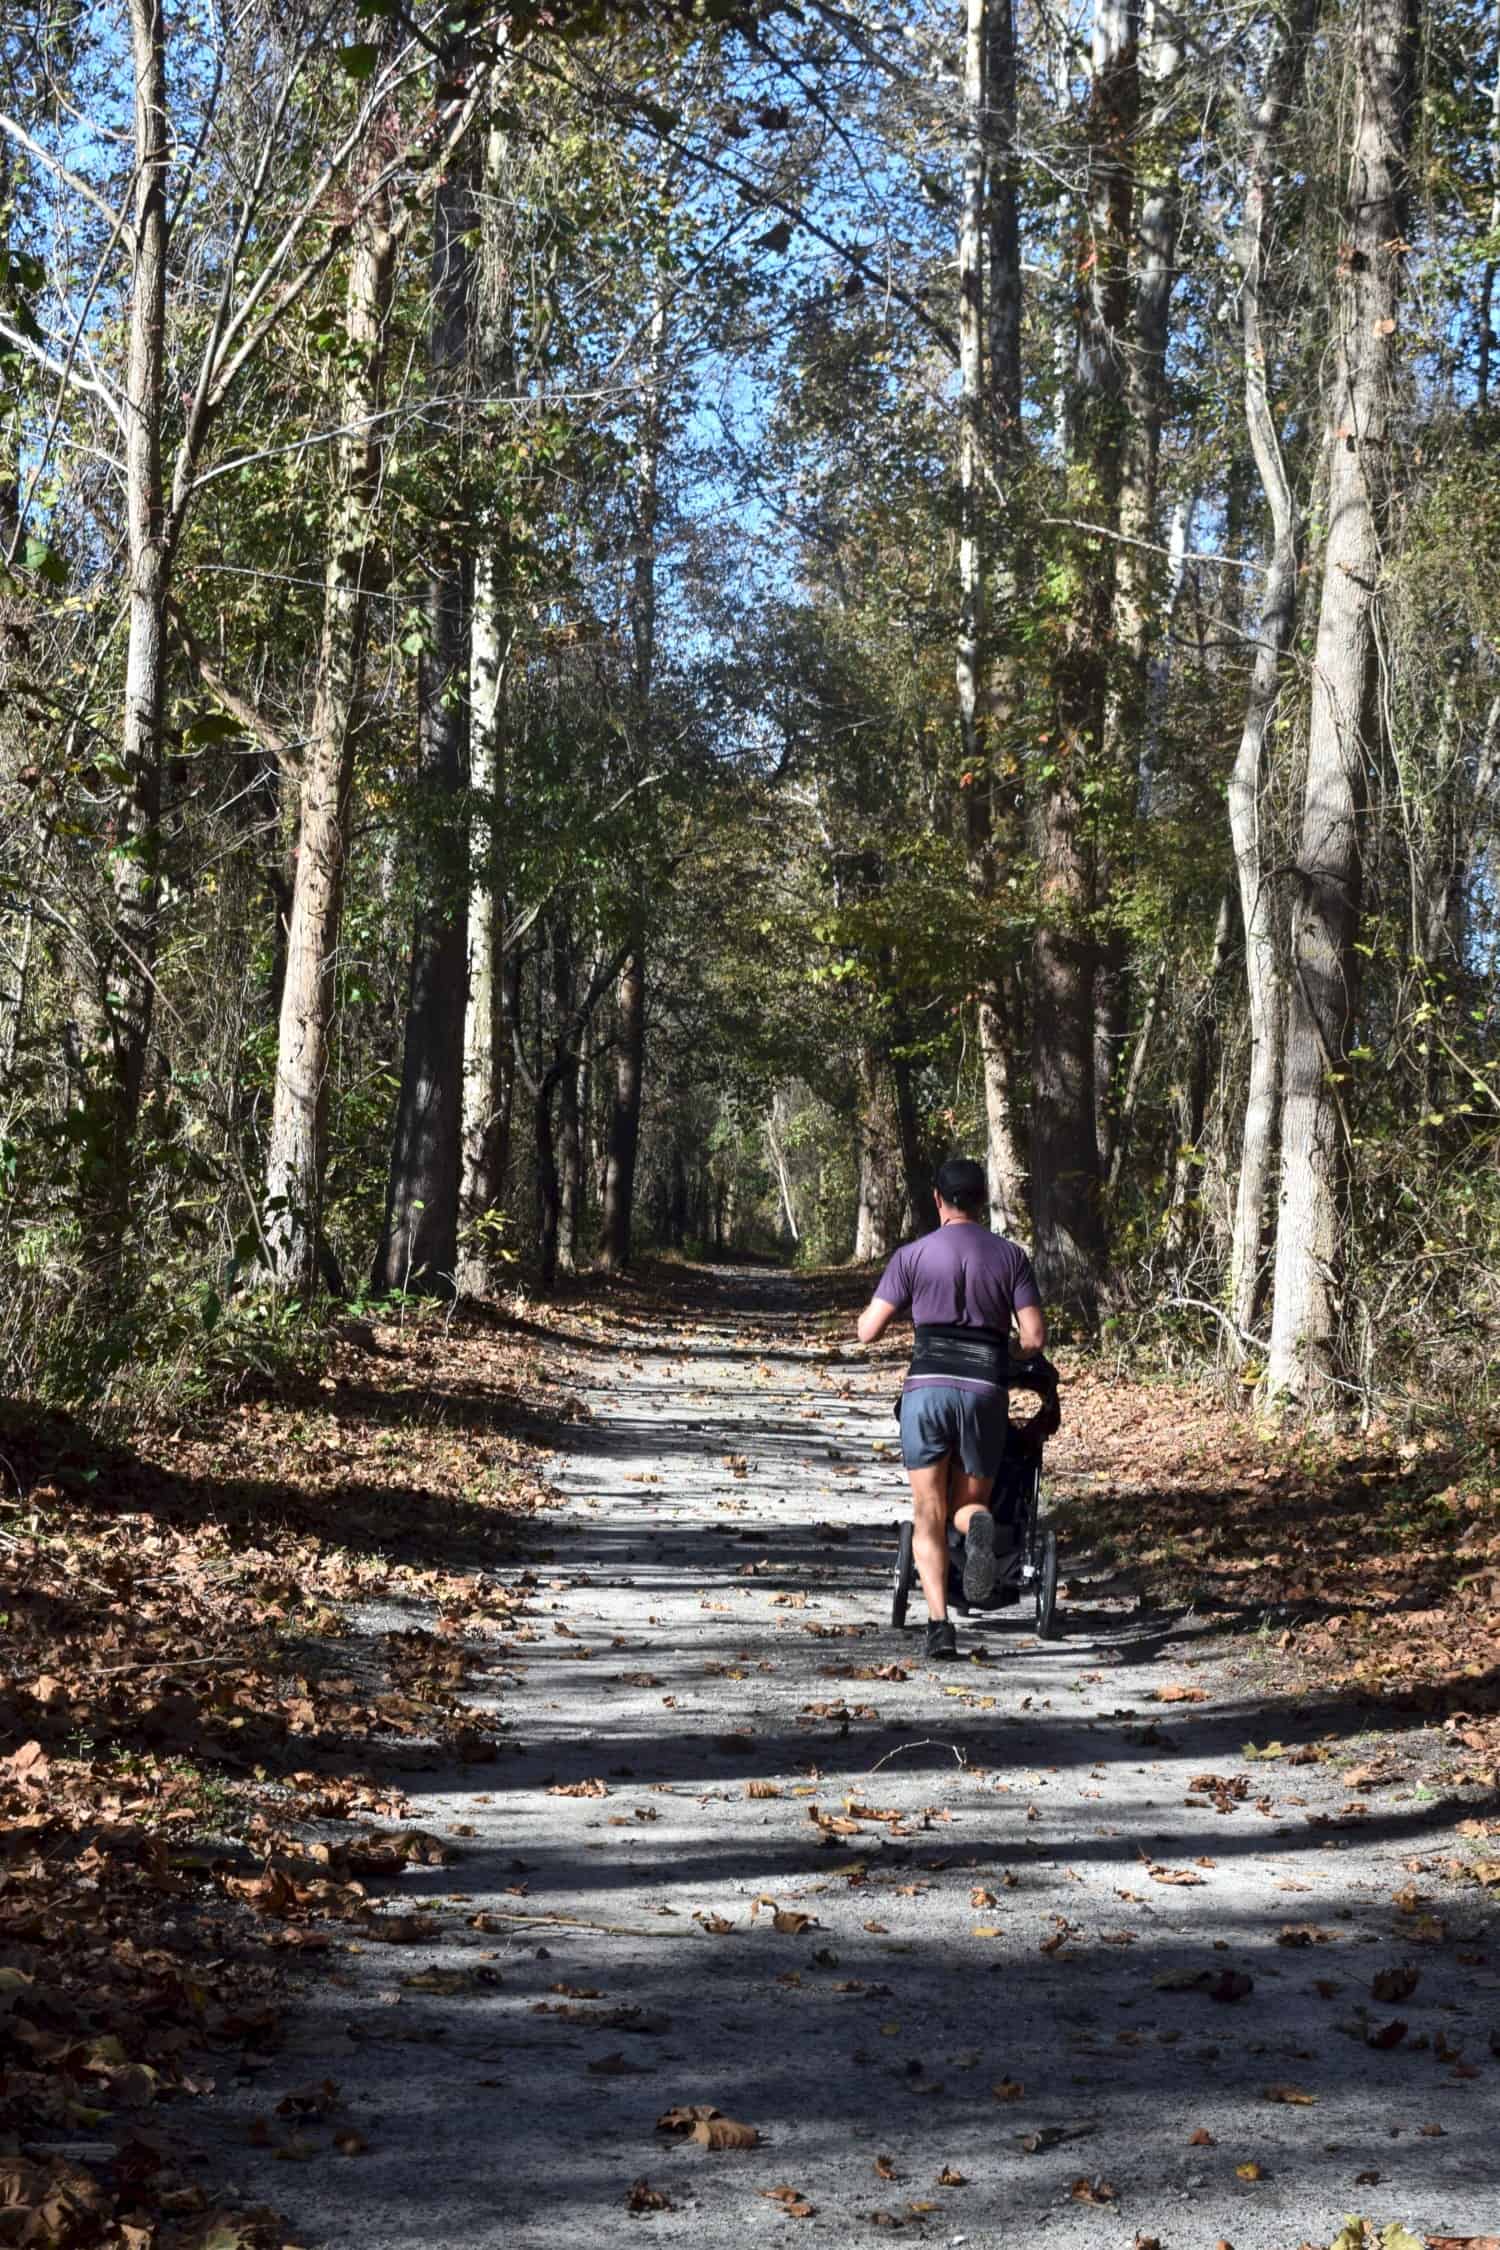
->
(195, 1270, 1499, 2248)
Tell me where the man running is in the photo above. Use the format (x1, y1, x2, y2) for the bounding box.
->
(856, 1156, 1046, 1661)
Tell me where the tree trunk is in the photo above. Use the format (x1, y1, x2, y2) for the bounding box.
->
(959, 0, 1028, 1228)
(890, 1041, 931, 1236)
(263, 173, 395, 1291)
(96, 0, 170, 1255)
(536, 1068, 562, 1292)
(1226, 0, 1320, 1354)
(1266, 0, 1415, 1407)
(978, 987, 1027, 1232)
(853, 1044, 905, 1261)
(457, 120, 514, 1299)
(372, 97, 473, 1296)
(597, 945, 644, 1270)
(1104, 952, 1164, 1205)
(1094, 8, 1180, 1185)
(553, 921, 581, 1273)
(1030, 0, 1137, 1319)
(595, 302, 664, 1274)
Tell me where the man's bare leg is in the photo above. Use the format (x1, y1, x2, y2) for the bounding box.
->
(908, 1460, 953, 1619)
(950, 1469, 996, 1535)
(950, 1471, 998, 1601)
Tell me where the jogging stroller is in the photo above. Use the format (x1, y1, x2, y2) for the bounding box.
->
(890, 1353, 1063, 1639)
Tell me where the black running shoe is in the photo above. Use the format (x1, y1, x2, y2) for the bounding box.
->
(925, 1618, 959, 1662)
(962, 1511, 997, 1605)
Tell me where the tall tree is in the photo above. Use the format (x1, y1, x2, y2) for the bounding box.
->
(1225, 0, 1321, 1353)
(1029, 0, 1138, 1317)
(458, 116, 515, 1297)
(958, 0, 1028, 1235)
(96, 0, 170, 1255)
(372, 55, 477, 1295)
(263, 21, 399, 1293)
(1266, 0, 1418, 1403)
(597, 295, 666, 1272)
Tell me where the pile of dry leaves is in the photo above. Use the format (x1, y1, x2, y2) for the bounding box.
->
(1057, 1367, 1500, 1780)
(0, 1307, 567, 2249)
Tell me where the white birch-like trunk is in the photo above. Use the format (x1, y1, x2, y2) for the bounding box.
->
(1226, 0, 1320, 1354)
(458, 122, 513, 1297)
(1266, 0, 1415, 1406)
(263, 168, 395, 1290)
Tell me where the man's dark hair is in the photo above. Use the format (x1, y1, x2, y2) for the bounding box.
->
(934, 1155, 987, 1213)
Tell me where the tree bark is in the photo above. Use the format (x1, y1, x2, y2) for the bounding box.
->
(458, 121, 514, 1298)
(596, 300, 664, 1273)
(1030, 0, 1137, 1318)
(1094, 6, 1180, 1183)
(959, 0, 1028, 1231)
(95, 0, 170, 1255)
(853, 1043, 905, 1262)
(597, 945, 644, 1271)
(372, 92, 474, 1296)
(1226, 0, 1321, 1353)
(891, 1042, 930, 1235)
(263, 161, 395, 1292)
(1266, 0, 1416, 1406)
(554, 921, 582, 1273)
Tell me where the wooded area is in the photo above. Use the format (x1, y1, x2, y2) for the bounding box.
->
(2, 0, 1496, 1420)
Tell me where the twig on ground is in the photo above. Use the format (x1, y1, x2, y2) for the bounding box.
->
(863, 1736, 967, 1777)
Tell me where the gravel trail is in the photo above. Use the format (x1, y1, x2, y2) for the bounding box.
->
(199, 1270, 1500, 2248)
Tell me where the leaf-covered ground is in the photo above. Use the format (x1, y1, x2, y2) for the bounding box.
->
(2, 1267, 1497, 2250)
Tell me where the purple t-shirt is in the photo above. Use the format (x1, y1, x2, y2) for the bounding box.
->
(875, 1223, 1041, 1393)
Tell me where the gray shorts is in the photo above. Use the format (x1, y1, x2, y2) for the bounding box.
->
(898, 1383, 1008, 1480)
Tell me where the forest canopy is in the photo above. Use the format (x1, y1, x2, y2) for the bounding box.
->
(1, 0, 1496, 1421)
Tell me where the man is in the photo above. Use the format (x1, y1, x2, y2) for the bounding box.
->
(856, 1156, 1046, 1661)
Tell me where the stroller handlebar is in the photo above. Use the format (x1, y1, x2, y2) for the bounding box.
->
(1005, 1352, 1060, 1396)
(1006, 1352, 1062, 1441)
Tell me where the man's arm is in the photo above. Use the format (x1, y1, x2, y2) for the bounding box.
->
(857, 1296, 901, 1345)
(1016, 1303, 1046, 1354)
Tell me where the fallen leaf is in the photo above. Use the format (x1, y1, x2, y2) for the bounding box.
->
(936, 2166, 965, 2186)
(1188, 2127, 1215, 2145)
(747, 1782, 781, 1799)
(1262, 2083, 1317, 2105)
(692, 2116, 759, 2150)
(873, 2155, 899, 2180)
(547, 1777, 609, 1799)
(1154, 1685, 1208, 1703)
(1069, 2176, 1118, 2204)
(759, 2184, 815, 2217)
(771, 1910, 818, 1935)
(1235, 2161, 1264, 2181)
(992, 2078, 1024, 2102)
(1372, 1962, 1418, 2002)
(626, 2179, 674, 2213)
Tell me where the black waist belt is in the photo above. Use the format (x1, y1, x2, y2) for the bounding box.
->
(906, 1323, 1010, 1386)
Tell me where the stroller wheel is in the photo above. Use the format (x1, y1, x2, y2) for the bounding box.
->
(892, 1522, 915, 1629)
(1035, 1525, 1060, 1639)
